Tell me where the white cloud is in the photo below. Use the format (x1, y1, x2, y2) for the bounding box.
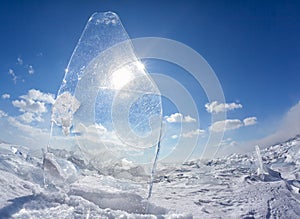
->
(210, 119, 243, 132)
(205, 101, 242, 114)
(13, 99, 47, 114)
(22, 89, 55, 104)
(18, 112, 35, 123)
(165, 113, 196, 123)
(7, 117, 46, 135)
(73, 123, 107, 135)
(72, 123, 132, 156)
(19, 112, 44, 123)
(2, 93, 10, 99)
(17, 57, 23, 65)
(182, 129, 206, 138)
(8, 69, 17, 84)
(279, 101, 300, 134)
(0, 110, 8, 118)
(219, 138, 237, 147)
(28, 65, 34, 74)
(210, 116, 258, 133)
(243, 117, 257, 126)
(220, 100, 300, 156)
(12, 89, 55, 123)
(252, 100, 300, 147)
(184, 115, 197, 123)
(171, 135, 178, 139)
(165, 113, 182, 123)
(9, 69, 14, 74)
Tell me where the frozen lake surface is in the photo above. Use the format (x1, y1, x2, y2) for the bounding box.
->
(0, 136, 299, 218)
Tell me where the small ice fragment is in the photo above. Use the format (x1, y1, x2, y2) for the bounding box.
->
(43, 152, 78, 188)
(51, 92, 80, 135)
(10, 146, 18, 154)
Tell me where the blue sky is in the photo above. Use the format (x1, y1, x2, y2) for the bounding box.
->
(0, 0, 299, 160)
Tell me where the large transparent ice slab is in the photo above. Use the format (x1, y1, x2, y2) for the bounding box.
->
(47, 12, 162, 199)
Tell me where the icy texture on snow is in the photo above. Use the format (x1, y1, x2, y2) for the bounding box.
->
(1, 136, 299, 218)
(43, 152, 78, 188)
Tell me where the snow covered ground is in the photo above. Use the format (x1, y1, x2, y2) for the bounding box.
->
(0, 136, 299, 218)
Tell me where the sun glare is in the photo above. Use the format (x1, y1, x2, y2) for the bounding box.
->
(135, 61, 145, 71)
(111, 61, 145, 89)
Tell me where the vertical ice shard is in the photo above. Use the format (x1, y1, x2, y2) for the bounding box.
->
(255, 145, 282, 181)
(47, 12, 162, 201)
(255, 145, 264, 176)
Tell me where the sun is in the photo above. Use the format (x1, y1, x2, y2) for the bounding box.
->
(111, 61, 145, 90)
